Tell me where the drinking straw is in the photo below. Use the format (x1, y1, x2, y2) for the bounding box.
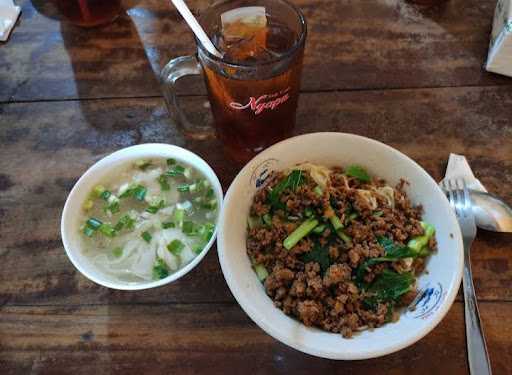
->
(170, 0, 223, 58)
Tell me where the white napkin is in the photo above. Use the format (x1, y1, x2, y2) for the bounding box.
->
(0, 0, 21, 42)
(439, 153, 487, 192)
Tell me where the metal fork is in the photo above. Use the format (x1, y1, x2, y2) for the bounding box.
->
(442, 178, 492, 375)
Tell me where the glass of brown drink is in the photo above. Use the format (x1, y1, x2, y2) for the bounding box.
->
(161, 0, 307, 163)
(57, 0, 122, 27)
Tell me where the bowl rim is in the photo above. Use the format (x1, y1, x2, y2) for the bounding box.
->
(217, 132, 463, 360)
(60, 143, 223, 291)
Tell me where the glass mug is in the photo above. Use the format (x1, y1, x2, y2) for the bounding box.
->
(161, 0, 307, 163)
(56, 0, 122, 27)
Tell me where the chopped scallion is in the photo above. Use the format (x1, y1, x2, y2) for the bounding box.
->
(146, 199, 165, 214)
(141, 231, 152, 243)
(166, 165, 185, 177)
(167, 239, 185, 255)
(192, 243, 204, 254)
(86, 218, 103, 230)
(182, 221, 196, 235)
(112, 247, 123, 258)
(158, 175, 170, 191)
(205, 187, 215, 198)
(115, 215, 135, 231)
(100, 190, 112, 201)
(93, 185, 106, 198)
(83, 226, 95, 237)
(133, 185, 147, 201)
(177, 184, 191, 192)
(82, 199, 94, 211)
(201, 198, 217, 210)
(135, 160, 152, 170)
(99, 223, 116, 237)
(174, 208, 185, 227)
(162, 221, 175, 229)
(152, 258, 169, 280)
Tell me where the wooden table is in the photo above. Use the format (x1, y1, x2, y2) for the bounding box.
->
(1, 0, 511, 373)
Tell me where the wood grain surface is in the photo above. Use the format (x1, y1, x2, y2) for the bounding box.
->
(1, 0, 510, 102)
(1, 302, 511, 375)
(1, 0, 512, 373)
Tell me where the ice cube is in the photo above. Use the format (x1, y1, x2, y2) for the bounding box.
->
(220, 6, 269, 62)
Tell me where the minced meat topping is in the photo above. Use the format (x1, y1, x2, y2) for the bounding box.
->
(246, 164, 437, 338)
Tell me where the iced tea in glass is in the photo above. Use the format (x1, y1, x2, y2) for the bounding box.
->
(161, 0, 307, 163)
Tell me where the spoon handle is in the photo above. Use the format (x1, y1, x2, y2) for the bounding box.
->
(463, 243, 492, 375)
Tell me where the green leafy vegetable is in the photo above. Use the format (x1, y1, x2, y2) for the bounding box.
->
(301, 244, 331, 274)
(152, 258, 169, 280)
(167, 239, 185, 255)
(269, 170, 304, 209)
(364, 270, 414, 306)
(345, 165, 371, 182)
(141, 231, 152, 243)
(355, 237, 419, 284)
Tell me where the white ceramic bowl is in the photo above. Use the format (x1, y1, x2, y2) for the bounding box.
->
(61, 143, 223, 290)
(218, 132, 463, 360)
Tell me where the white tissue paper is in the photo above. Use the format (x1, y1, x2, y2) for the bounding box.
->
(439, 153, 487, 192)
(0, 0, 21, 42)
(486, 0, 512, 77)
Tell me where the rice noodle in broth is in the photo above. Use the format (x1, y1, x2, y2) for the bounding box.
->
(79, 158, 218, 284)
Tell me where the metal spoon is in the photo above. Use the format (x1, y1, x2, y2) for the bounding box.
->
(470, 190, 512, 232)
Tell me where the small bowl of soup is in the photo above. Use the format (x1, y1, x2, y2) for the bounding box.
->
(61, 144, 223, 290)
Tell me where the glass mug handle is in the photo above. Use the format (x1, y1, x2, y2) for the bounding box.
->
(160, 56, 214, 140)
